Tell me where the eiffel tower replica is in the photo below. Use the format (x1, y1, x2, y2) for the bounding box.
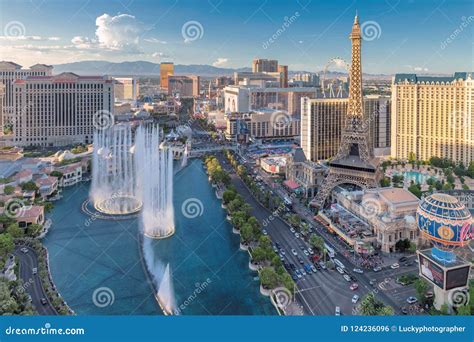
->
(311, 14, 381, 209)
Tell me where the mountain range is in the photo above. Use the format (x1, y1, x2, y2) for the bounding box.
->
(52, 60, 394, 80)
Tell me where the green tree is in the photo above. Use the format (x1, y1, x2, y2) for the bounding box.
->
(408, 183, 422, 198)
(3, 185, 14, 195)
(380, 177, 391, 187)
(259, 267, 279, 289)
(414, 279, 429, 302)
(230, 211, 247, 229)
(222, 190, 236, 204)
(468, 161, 474, 178)
(20, 181, 38, 192)
(309, 234, 325, 252)
(50, 170, 63, 179)
(0, 233, 14, 269)
(359, 293, 393, 316)
(240, 223, 254, 243)
(26, 223, 43, 237)
(288, 214, 301, 228)
(6, 223, 23, 238)
(251, 247, 267, 264)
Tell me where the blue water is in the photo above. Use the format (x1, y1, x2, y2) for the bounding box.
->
(395, 171, 433, 184)
(43, 159, 275, 315)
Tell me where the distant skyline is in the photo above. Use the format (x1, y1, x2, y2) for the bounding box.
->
(0, 0, 472, 74)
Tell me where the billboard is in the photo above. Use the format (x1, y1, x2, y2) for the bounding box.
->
(418, 253, 444, 289)
(446, 265, 471, 290)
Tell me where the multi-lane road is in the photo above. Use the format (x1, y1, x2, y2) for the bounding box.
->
(13, 245, 57, 315)
(218, 153, 419, 315)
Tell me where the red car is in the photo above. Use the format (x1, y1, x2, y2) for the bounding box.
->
(350, 283, 358, 291)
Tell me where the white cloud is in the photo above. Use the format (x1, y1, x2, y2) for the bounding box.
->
(212, 58, 228, 67)
(71, 13, 144, 53)
(151, 52, 170, 58)
(414, 66, 429, 72)
(0, 35, 60, 41)
(144, 37, 167, 44)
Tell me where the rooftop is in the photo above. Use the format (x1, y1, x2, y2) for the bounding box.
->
(378, 187, 419, 205)
(394, 72, 472, 84)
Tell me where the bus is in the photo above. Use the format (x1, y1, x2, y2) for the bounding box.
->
(324, 243, 335, 258)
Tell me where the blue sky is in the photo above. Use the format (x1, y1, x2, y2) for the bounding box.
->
(0, 0, 472, 74)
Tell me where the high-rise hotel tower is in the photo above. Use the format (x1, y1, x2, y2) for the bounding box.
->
(391, 73, 473, 165)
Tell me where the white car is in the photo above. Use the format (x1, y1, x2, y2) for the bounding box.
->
(336, 267, 345, 274)
(310, 265, 317, 273)
(280, 249, 285, 255)
(290, 227, 296, 233)
(353, 268, 364, 274)
(373, 266, 382, 272)
(352, 294, 359, 304)
(32, 268, 37, 275)
(335, 306, 341, 316)
(303, 250, 309, 256)
(343, 274, 351, 282)
(295, 233, 300, 238)
(391, 263, 400, 269)
(291, 249, 298, 256)
(406, 296, 418, 304)
(307, 247, 314, 255)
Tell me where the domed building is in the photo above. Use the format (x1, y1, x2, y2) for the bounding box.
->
(416, 193, 472, 263)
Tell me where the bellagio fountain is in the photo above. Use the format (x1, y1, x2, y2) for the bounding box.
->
(89, 122, 175, 239)
(90, 123, 142, 216)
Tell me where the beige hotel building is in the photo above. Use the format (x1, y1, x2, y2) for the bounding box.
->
(0, 61, 53, 126)
(12, 72, 114, 147)
(301, 95, 391, 162)
(391, 72, 473, 165)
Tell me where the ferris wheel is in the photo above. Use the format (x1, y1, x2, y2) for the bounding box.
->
(322, 57, 350, 98)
